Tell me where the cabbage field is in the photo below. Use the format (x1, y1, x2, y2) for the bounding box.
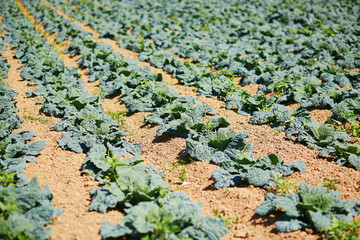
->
(1, 0, 360, 239)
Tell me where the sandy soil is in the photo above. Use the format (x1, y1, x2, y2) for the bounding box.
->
(2, 1, 360, 240)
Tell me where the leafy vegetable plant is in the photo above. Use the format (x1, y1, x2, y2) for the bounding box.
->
(0, 178, 63, 240)
(100, 192, 228, 240)
(256, 181, 360, 234)
(185, 128, 306, 189)
(144, 97, 216, 137)
(322, 217, 360, 240)
(89, 155, 170, 212)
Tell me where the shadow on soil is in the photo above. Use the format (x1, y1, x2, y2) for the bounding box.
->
(250, 211, 282, 229)
(139, 121, 157, 129)
(151, 132, 175, 143)
(203, 182, 256, 191)
(250, 213, 324, 239)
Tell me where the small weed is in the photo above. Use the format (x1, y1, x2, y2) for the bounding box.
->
(176, 185, 185, 191)
(179, 169, 187, 182)
(50, 40, 63, 55)
(162, 162, 177, 175)
(178, 157, 196, 165)
(66, 179, 71, 184)
(93, 87, 105, 99)
(266, 172, 298, 194)
(356, 181, 360, 190)
(23, 114, 49, 124)
(56, 41, 68, 51)
(161, 163, 172, 174)
(101, 153, 143, 183)
(0, 170, 17, 187)
(219, 69, 236, 80)
(308, 145, 315, 150)
(105, 110, 135, 141)
(105, 110, 127, 129)
(202, 121, 216, 134)
(102, 156, 123, 182)
(266, 180, 298, 194)
(328, 109, 360, 142)
(323, 178, 341, 190)
(322, 217, 360, 240)
(212, 209, 242, 227)
(162, 162, 188, 184)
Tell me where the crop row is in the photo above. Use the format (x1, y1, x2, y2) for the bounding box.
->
(16, 0, 360, 238)
(0, 26, 62, 239)
(47, 0, 360, 172)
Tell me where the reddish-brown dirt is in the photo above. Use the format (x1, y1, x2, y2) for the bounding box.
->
(2, 1, 360, 240)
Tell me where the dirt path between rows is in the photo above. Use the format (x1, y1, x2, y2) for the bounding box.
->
(6, 1, 360, 239)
